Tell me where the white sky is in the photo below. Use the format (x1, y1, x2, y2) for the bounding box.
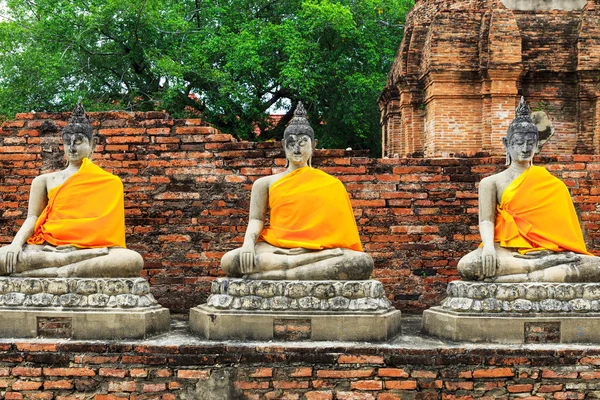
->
(0, 1, 7, 22)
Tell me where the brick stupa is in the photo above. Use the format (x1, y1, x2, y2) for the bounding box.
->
(380, 0, 600, 158)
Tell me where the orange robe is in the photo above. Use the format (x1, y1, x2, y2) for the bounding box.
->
(260, 167, 363, 251)
(28, 158, 126, 248)
(494, 165, 591, 255)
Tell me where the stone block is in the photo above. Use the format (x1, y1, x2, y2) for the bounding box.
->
(0, 277, 169, 339)
(190, 279, 401, 342)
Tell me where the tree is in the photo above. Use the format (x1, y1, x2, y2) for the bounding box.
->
(0, 0, 412, 155)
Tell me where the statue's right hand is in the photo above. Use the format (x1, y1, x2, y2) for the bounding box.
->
(239, 246, 255, 275)
(481, 246, 498, 279)
(0, 244, 22, 274)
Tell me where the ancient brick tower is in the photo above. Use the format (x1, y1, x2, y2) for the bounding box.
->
(380, 0, 600, 158)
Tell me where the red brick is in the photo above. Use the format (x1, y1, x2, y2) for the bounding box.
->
(272, 380, 309, 389)
(248, 367, 272, 378)
(129, 369, 148, 378)
(445, 381, 474, 391)
(289, 367, 312, 377)
(350, 380, 383, 390)
(99, 369, 128, 378)
(25, 392, 55, 399)
(378, 368, 409, 378)
(337, 355, 384, 364)
(12, 380, 43, 390)
(335, 392, 375, 400)
(142, 383, 166, 393)
(44, 380, 74, 389)
(15, 343, 57, 352)
(234, 381, 269, 390)
(537, 384, 564, 393)
(109, 381, 137, 392)
(305, 392, 333, 400)
(316, 369, 374, 378)
(472, 368, 514, 378)
(5, 393, 23, 400)
(411, 370, 437, 378)
(12, 367, 42, 377)
(384, 380, 417, 390)
(153, 369, 171, 378)
(541, 369, 578, 379)
(43, 368, 95, 377)
(508, 383, 533, 393)
(176, 370, 209, 379)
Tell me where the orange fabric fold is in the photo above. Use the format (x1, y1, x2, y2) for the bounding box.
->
(494, 165, 590, 255)
(259, 167, 363, 251)
(27, 158, 126, 248)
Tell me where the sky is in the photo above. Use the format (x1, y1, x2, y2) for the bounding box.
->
(0, 1, 7, 22)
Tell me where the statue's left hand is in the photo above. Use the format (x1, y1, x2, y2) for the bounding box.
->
(0, 244, 22, 274)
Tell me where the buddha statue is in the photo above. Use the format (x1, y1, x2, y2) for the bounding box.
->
(458, 97, 600, 283)
(0, 102, 143, 277)
(220, 102, 373, 280)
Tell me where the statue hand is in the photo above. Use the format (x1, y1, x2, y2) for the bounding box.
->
(239, 245, 255, 275)
(481, 246, 497, 279)
(513, 250, 553, 259)
(0, 244, 22, 274)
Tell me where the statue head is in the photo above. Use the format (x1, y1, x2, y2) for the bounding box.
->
(282, 102, 317, 168)
(503, 97, 538, 165)
(62, 101, 97, 164)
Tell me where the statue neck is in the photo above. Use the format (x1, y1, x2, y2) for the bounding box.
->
(506, 160, 531, 179)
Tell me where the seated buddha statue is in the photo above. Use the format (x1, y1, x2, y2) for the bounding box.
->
(458, 97, 600, 283)
(0, 102, 143, 278)
(221, 102, 373, 280)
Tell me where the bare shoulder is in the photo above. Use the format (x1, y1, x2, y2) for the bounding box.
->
(30, 173, 51, 190)
(479, 173, 499, 190)
(263, 171, 287, 189)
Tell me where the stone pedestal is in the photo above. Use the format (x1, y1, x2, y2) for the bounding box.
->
(423, 281, 600, 344)
(0, 277, 170, 339)
(190, 279, 401, 342)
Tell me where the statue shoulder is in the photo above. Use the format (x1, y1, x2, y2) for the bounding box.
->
(479, 173, 500, 190)
(31, 172, 53, 190)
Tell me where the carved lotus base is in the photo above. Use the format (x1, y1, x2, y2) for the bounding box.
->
(190, 279, 401, 342)
(0, 277, 169, 339)
(442, 281, 600, 313)
(422, 281, 600, 344)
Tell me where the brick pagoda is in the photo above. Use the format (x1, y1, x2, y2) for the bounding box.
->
(380, 0, 600, 158)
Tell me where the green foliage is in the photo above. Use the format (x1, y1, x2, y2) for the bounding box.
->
(0, 0, 413, 155)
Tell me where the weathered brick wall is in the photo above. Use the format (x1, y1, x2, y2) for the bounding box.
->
(2, 112, 600, 313)
(381, 0, 600, 158)
(0, 340, 600, 399)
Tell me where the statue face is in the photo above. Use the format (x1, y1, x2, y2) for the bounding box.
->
(504, 132, 537, 163)
(283, 133, 314, 167)
(62, 132, 94, 163)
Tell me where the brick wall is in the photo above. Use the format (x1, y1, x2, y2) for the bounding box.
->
(381, 0, 600, 158)
(0, 340, 599, 398)
(2, 112, 600, 313)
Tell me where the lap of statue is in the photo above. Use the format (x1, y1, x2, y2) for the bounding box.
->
(222, 242, 373, 280)
(458, 244, 600, 283)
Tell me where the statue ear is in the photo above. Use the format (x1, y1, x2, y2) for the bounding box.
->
(502, 136, 508, 149)
(312, 139, 318, 151)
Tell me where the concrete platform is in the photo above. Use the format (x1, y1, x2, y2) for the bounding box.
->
(0, 306, 170, 339)
(190, 304, 401, 342)
(422, 306, 600, 344)
(0, 277, 170, 339)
